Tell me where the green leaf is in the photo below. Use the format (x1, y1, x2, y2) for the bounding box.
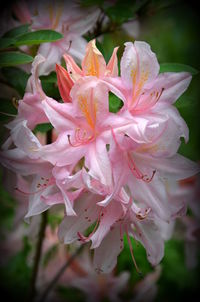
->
(1, 67, 29, 96)
(3, 24, 30, 38)
(14, 30, 63, 46)
(0, 98, 17, 121)
(40, 72, 60, 99)
(159, 63, 199, 75)
(109, 92, 123, 113)
(40, 72, 57, 83)
(0, 51, 33, 67)
(0, 167, 16, 230)
(105, 0, 148, 24)
(34, 123, 53, 133)
(0, 38, 16, 49)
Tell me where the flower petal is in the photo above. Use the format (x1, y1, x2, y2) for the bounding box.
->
(40, 133, 85, 166)
(85, 139, 112, 187)
(93, 226, 122, 273)
(91, 201, 123, 248)
(133, 219, 164, 266)
(106, 47, 119, 77)
(154, 72, 192, 105)
(42, 97, 76, 132)
(121, 41, 159, 93)
(82, 40, 106, 77)
(0, 148, 52, 176)
(58, 192, 99, 244)
(56, 64, 73, 102)
(63, 53, 83, 82)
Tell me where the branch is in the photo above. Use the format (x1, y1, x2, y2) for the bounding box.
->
(26, 211, 48, 302)
(37, 245, 84, 302)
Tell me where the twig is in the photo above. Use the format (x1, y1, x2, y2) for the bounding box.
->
(37, 245, 84, 302)
(26, 211, 48, 302)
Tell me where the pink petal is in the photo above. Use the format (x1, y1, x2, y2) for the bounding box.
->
(136, 153, 200, 180)
(70, 77, 109, 128)
(42, 97, 76, 132)
(154, 72, 192, 105)
(133, 219, 164, 266)
(128, 175, 172, 221)
(120, 41, 159, 93)
(93, 226, 122, 273)
(91, 201, 124, 248)
(18, 93, 49, 129)
(56, 64, 73, 102)
(58, 192, 99, 244)
(82, 40, 106, 77)
(63, 53, 83, 82)
(85, 139, 112, 187)
(0, 148, 52, 176)
(37, 42, 65, 75)
(106, 47, 119, 77)
(10, 120, 41, 159)
(40, 133, 85, 166)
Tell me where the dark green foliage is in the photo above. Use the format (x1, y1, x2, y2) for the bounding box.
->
(109, 92, 123, 113)
(1, 67, 29, 96)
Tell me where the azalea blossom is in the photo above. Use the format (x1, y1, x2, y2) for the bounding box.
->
(176, 174, 200, 269)
(39, 77, 125, 194)
(68, 246, 130, 302)
(55, 39, 119, 102)
(12, 0, 100, 75)
(131, 265, 162, 302)
(1, 38, 199, 275)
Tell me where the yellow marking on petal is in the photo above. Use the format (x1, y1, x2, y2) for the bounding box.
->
(85, 40, 100, 77)
(48, 2, 63, 29)
(78, 96, 96, 129)
(136, 144, 159, 153)
(52, 4, 63, 29)
(131, 68, 149, 104)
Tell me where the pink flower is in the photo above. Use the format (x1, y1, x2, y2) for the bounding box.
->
(108, 131, 199, 221)
(0, 119, 84, 218)
(1, 38, 199, 275)
(55, 39, 119, 102)
(132, 265, 161, 302)
(69, 246, 130, 302)
(58, 190, 173, 273)
(12, 0, 100, 75)
(107, 41, 192, 154)
(177, 174, 200, 268)
(39, 77, 124, 192)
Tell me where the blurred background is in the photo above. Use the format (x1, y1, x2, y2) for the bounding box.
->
(0, 0, 200, 301)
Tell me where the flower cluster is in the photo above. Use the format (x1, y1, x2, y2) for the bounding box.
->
(0, 39, 199, 274)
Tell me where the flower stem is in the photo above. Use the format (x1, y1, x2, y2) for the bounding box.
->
(26, 211, 48, 302)
(37, 245, 84, 302)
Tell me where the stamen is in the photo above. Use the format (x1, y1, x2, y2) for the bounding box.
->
(12, 97, 19, 109)
(0, 111, 16, 117)
(133, 87, 165, 112)
(136, 208, 151, 220)
(120, 224, 123, 250)
(127, 153, 156, 183)
(125, 225, 142, 275)
(67, 129, 95, 147)
(111, 128, 122, 150)
(141, 170, 156, 183)
(14, 178, 55, 195)
(15, 187, 45, 196)
(77, 209, 103, 243)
